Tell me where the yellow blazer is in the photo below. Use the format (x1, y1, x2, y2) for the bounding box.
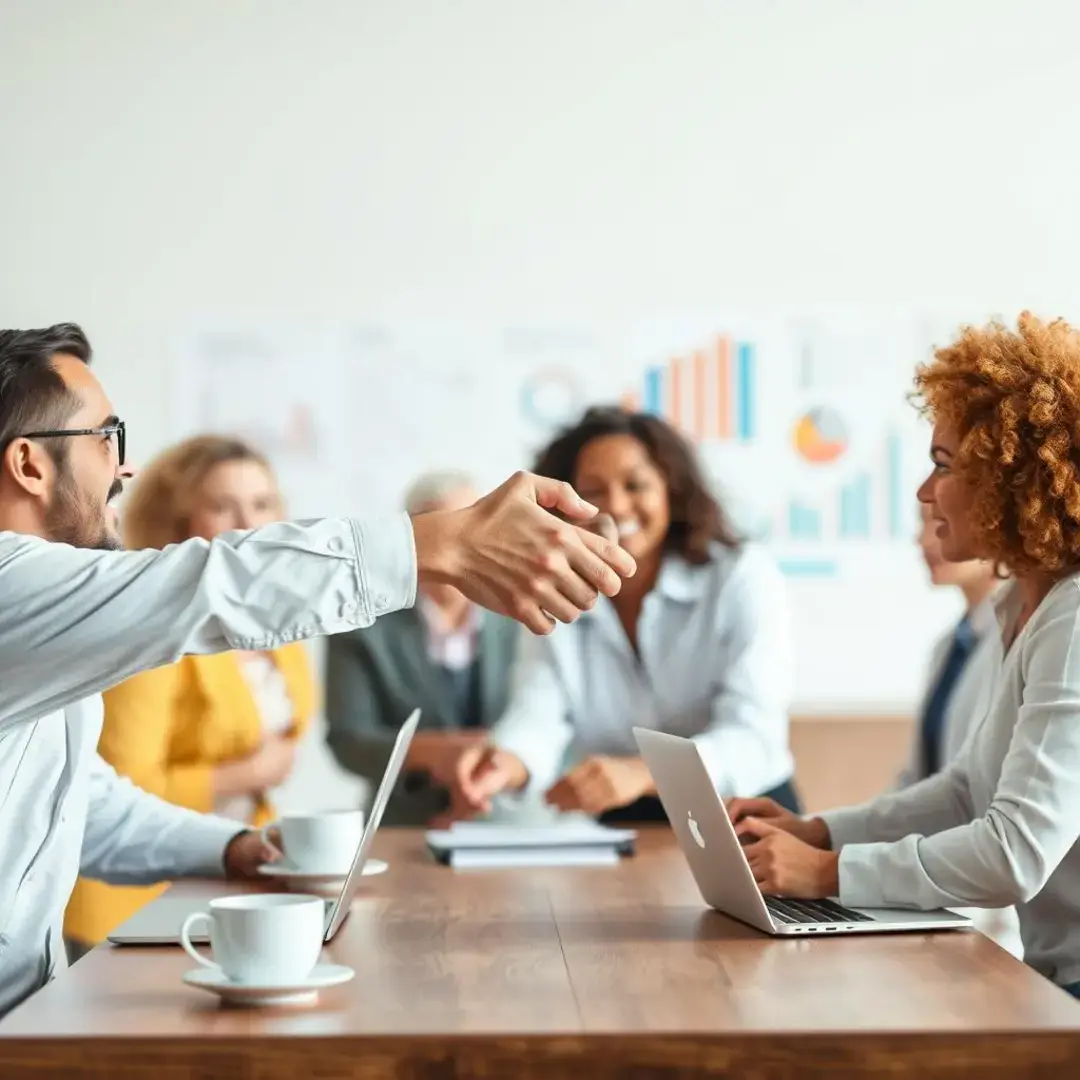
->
(63, 643, 317, 946)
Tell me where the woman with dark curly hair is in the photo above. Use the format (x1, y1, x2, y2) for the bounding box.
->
(728, 312, 1080, 996)
(453, 406, 799, 823)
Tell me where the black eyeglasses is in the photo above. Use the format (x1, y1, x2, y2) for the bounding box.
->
(20, 420, 126, 466)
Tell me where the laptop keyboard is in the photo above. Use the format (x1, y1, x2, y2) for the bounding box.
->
(765, 896, 874, 925)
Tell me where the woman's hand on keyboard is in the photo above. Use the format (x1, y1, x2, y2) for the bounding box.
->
(726, 796, 831, 850)
(734, 816, 841, 898)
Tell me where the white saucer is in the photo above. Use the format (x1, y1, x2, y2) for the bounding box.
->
(256, 858, 388, 882)
(183, 962, 355, 1007)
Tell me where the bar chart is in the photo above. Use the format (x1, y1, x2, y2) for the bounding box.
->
(621, 334, 756, 443)
(779, 429, 906, 544)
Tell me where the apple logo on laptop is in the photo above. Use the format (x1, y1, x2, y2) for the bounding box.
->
(687, 810, 705, 848)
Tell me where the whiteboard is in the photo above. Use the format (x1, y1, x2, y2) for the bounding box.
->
(170, 310, 979, 712)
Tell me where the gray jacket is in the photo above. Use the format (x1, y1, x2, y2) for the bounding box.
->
(324, 607, 519, 824)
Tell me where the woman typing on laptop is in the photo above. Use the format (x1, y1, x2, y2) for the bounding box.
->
(453, 405, 800, 824)
(728, 313, 1080, 999)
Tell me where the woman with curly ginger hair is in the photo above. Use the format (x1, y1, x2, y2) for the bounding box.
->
(452, 406, 799, 824)
(727, 312, 1080, 997)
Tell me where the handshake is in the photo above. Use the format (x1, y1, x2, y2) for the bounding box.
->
(411, 472, 633, 636)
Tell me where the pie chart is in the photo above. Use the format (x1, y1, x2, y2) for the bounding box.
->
(793, 406, 848, 464)
(521, 369, 581, 429)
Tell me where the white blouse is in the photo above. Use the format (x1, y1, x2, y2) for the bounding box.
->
(214, 653, 295, 821)
(821, 575, 1080, 987)
(491, 542, 795, 799)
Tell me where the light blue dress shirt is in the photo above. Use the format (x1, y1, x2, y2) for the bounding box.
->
(0, 515, 416, 1017)
(492, 542, 796, 798)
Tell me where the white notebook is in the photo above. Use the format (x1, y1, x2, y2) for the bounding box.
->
(425, 821, 637, 868)
(447, 845, 622, 869)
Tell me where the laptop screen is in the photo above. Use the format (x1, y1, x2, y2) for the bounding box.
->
(322, 708, 419, 940)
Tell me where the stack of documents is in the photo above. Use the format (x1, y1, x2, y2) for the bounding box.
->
(424, 821, 638, 869)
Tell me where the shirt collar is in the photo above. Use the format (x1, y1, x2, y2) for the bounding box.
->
(581, 551, 709, 618)
(969, 588, 1003, 638)
(418, 596, 478, 639)
(991, 579, 1025, 642)
(654, 554, 710, 603)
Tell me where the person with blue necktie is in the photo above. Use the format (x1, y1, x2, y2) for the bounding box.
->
(898, 501, 998, 788)
(899, 502, 1022, 955)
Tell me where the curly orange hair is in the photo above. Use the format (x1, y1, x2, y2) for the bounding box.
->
(913, 312, 1080, 575)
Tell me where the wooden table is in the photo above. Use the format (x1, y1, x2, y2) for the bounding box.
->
(2, 829, 1079, 1078)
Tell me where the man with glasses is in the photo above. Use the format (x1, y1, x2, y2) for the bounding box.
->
(0, 323, 635, 1016)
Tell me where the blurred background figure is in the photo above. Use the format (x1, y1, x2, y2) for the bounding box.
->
(454, 406, 798, 823)
(63, 436, 317, 954)
(324, 471, 519, 826)
(899, 501, 999, 787)
(900, 500, 1021, 956)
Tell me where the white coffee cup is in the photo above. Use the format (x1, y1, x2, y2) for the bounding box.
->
(180, 894, 325, 985)
(261, 809, 366, 874)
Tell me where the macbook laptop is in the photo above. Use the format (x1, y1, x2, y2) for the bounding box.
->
(634, 727, 971, 936)
(108, 708, 420, 946)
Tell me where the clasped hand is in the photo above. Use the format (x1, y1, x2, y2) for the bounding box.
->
(453, 746, 653, 817)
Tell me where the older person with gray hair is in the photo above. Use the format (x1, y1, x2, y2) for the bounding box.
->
(324, 470, 520, 825)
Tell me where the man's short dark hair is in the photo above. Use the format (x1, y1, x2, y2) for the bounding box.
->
(0, 324, 92, 459)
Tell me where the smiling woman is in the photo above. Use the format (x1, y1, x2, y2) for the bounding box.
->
(914, 315, 1080, 577)
(451, 405, 800, 825)
(728, 312, 1080, 1000)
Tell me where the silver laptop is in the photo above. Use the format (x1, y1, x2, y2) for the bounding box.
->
(108, 708, 420, 946)
(634, 727, 971, 936)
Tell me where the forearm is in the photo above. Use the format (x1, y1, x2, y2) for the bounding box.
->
(83, 760, 241, 885)
(0, 516, 416, 731)
(819, 767, 973, 850)
(836, 810, 1059, 911)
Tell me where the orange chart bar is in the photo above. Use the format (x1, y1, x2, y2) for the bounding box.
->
(716, 336, 732, 439)
(693, 351, 707, 440)
(669, 357, 682, 430)
(630, 335, 753, 443)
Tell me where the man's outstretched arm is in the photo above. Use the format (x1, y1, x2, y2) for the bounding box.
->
(0, 471, 634, 731)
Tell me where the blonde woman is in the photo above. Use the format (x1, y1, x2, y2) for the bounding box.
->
(63, 436, 317, 953)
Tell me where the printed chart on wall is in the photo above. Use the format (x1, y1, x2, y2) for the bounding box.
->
(171, 311, 973, 709)
(170, 323, 357, 518)
(518, 312, 961, 707)
(616, 314, 930, 578)
(520, 315, 938, 570)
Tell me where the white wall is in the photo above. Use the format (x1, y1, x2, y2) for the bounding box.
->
(3, 0, 1079, 806)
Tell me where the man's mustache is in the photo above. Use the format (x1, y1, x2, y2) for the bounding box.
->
(107, 480, 124, 503)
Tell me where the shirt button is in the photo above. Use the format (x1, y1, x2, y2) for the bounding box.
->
(327, 537, 345, 554)
(376, 594, 389, 607)
(339, 601, 357, 619)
